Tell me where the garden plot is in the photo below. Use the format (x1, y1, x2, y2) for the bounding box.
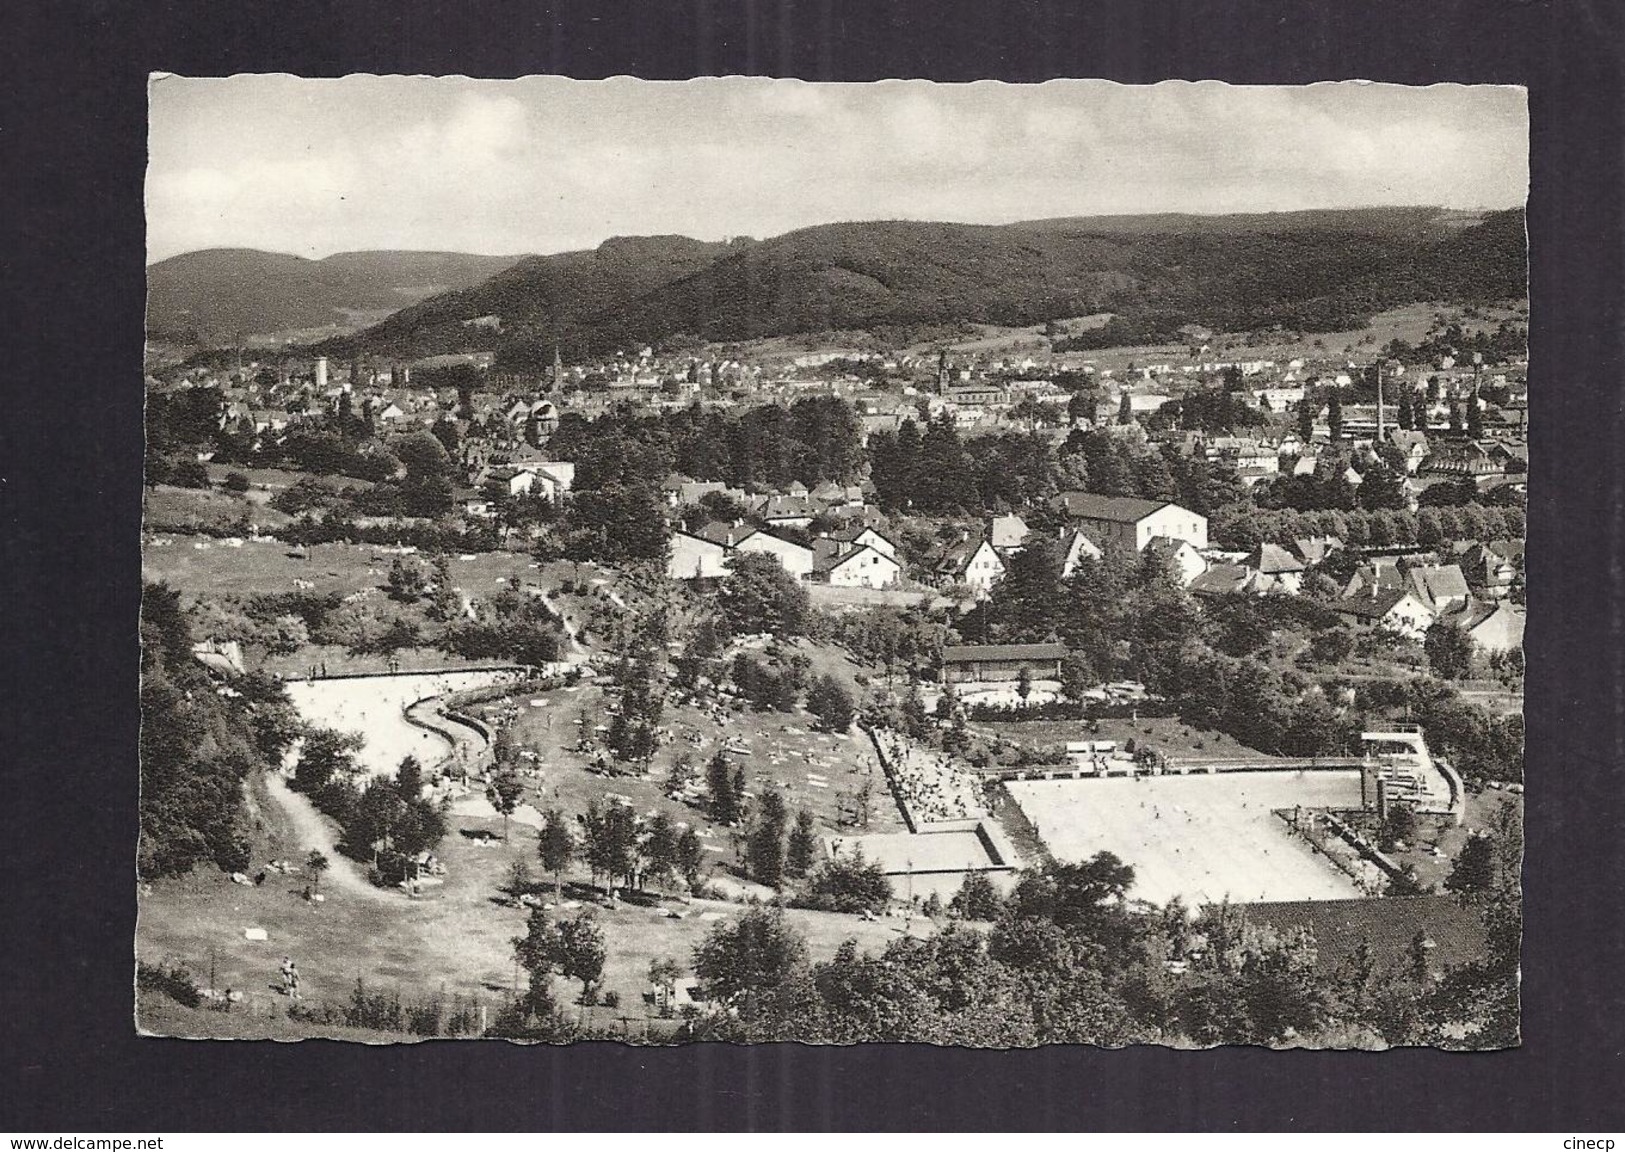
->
(1006, 770, 1366, 907)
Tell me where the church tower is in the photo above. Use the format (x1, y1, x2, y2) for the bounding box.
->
(551, 346, 564, 393)
(936, 349, 950, 395)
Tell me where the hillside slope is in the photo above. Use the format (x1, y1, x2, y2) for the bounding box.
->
(146, 249, 529, 340)
(336, 206, 1527, 361)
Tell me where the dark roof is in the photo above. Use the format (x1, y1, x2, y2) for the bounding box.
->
(1053, 491, 1172, 524)
(941, 643, 1067, 664)
(1248, 542, 1306, 574)
(1189, 564, 1252, 597)
(1332, 588, 1421, 619)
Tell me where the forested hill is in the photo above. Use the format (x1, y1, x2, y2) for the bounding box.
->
(332, 206, 1525, 364)
(345, 234, 736, 369)
(146, 249, 528, 341)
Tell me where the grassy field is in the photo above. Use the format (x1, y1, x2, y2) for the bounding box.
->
(143, 485, 292, 535)
(136, 761, 927, 1040)
(142, 536, 558, 603)
(971, 715, 1287, 766)
(491, 677, 909, 848)
(1006, 771, 1367, 906)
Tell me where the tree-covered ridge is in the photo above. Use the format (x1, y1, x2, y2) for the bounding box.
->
(335, 208, 1526, 361)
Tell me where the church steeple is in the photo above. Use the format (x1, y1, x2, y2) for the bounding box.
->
(937, 349, 950, 395)
(551, 346, 564, 392)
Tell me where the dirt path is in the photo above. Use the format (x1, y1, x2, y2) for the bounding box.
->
(261, 772, 388, 901)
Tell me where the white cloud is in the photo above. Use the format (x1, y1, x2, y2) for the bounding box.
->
(146, 77, 1528, 261)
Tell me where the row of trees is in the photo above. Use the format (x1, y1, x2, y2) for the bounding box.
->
(1209, 500, 1524, 553)
(548, 397, 865, 492)
(677, 836, 1518, 1047)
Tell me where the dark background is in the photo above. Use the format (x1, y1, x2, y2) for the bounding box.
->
(3, 0, 1620, 1132)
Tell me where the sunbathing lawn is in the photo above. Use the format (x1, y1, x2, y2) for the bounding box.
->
(136, 767, 925, 1039)
(973, 715, 1290, 765)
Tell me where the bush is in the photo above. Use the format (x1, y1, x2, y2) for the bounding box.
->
(137, 960, 202, 1008)
(793, 855, 892, 913)
(948, 871, 1004, 921)
(223, 471, 252, 493)
(602, 989, 622, 1009)
(168, 459, 211, 489)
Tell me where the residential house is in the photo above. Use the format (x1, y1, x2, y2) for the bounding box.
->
(813, 540, 902, 589)
(988, 513, 1031, 556)
(1456, 539, 1523, 600)
(1342, 556, 1407, 601)
(1290, 535, 1344, 567)
(762, 494, 817, 530)
(667, 531, 732, 581)
(736, 530, 816, 580)
(1051, 492, 1208, 551)
(1387, 430, 1431, 474)
(830, 525, 899, 563)
(1058, 528, 1104, 578)
(1147, 536, 1208, 587)
(1406, 562, 1471, 614)
(1332, 589, 1436, 639)
(1189, 564, 1260, 600)
(1458, 601, 1525, 654)
(1244, 542, 1305, 594)
(936, 537, 1006, 598)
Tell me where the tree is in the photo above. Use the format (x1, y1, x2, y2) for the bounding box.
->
(1309, 627, 1355, 667)
(386, 557, 426, 603)
(581, 801, 639, 891)
(948, 871, 1003, 921)
(607, 656, 663, 765)
(806, 675, 856, 733)
(1058, 654, 1094, 712)
(676, 827, 705, 891)
(305, 850, 330, 894)
(706, 753, 741, 825)
(513, 907, 607, 1003)
(1444, 833, 1498, 896)
(642, 812, 680, 893)
(293, 728, 364, 798)
(718, 552, 811, 637)
(1297, 398, 1315, 444)
(1466, 389, 1484, 438)
(555, 910, 608, 1000)
(537, 808, 576, 898)
(799, 854, 892, 913)
(648, 957, 684, 1017)
(747, 789, 789, 887)
(1327, 390, 1344, 441)
(1016, 665, 1033, 703)
(785, 810, 818, 879)
(1379, 804, 1420, 851)
(1116, 391, 1134, 426)
(486, 766, 525, 840)
(1424, 619, 1475, 680)
(693, 907, 808, 1003)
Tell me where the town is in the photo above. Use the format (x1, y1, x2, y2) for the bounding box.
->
(139, 295, 1525, 1047)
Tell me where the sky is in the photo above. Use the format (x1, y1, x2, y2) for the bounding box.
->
(146, 76, 1528, 263)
